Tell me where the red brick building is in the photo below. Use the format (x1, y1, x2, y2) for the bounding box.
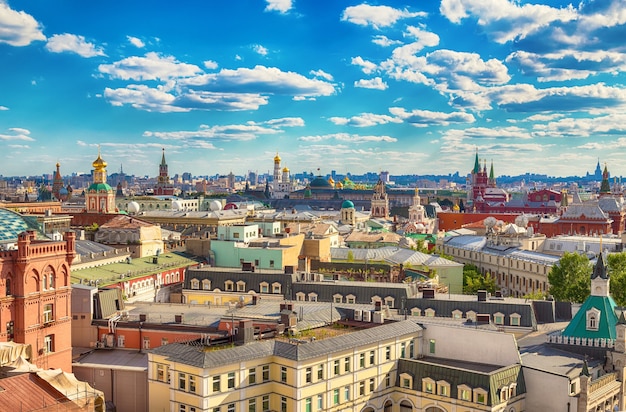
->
(0, 219, 75, 372)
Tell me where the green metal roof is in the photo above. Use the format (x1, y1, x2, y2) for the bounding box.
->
(562, 295, 618, 340)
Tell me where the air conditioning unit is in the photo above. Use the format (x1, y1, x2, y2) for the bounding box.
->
(121, 310, 129, 320)
(95, 341, 105, 349)
(373, 311, 385, 324)
(354, 309, 362, 321)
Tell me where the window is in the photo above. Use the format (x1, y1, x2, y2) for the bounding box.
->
(458, 385, 471, 401)
(409, 340, 414, 358)
(570, 381, 577, 394)
(270, 260, 275, 268)
(161, 337, 168, 346)
(179, 405, 186, 412)
(402, 377, 411, 388)
(262, 395, 270, 412)
(369, 378, 375, 392)
(437, 380, 450, 397)
(118, 335, 125, 348)
(334, 360, 340, 375)
(43, 304, 53, 323)
(344, 385, 350, 401)
(385, 346, 391, 361)
(385, 374, 391, 388)
(260, 282, 269, 293)
(370, 350, 375, 365)
(227, 404, 235, 412)
(44, 335, 54, 353)
(5, 278, 11, 296)
(429, 339, 436, 354)
(317, 395, 323, 410)
(344, 357, 350, 372)
(305, 367, 312, 383)
(272, 283, 281, 294)
(143, 337, 150, 350)
(179, 373, 186, 390)
(228, 372, 235, 389)
(213, 407, 221, 412)
(510, 313, 521, 326)
(305, 397, 312, 412)
(248, 398, 256, 412)
(422, 378, 435, 393)
(333, 389, 339, 405)
(359, 381, 365, 396)
(202, 279, 211, 290)
(281, 396, 287, 412)
(189, 376, 196, 393)
(49, 274, 54, 289)
(281, 366, 287, 383)
(359, 353, 365, 368)
(317, 364, 324, 380)
(400, 343, 406, 358)
(191, 279, 200, 289)
(494, 312, 505, 325)
(249, 368, 256, 384)
(225, 280, 234, 291)
(157, 364, 166, 382)
(333, 294, 343, 303)
(237, 281, 246, 292)
(212, 376, 220, 392)
(587, 309, 600, 331)
(262, 365, 270, 382)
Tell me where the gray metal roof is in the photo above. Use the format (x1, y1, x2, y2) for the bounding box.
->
(150, 320, 422, 368)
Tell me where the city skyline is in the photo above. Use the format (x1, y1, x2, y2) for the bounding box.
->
(2, 0, 626, 177)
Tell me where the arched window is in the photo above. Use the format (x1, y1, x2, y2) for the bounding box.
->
(384, 400, 392, 412)
(400, 400, 413, 412)
(5, 278, 11, 296)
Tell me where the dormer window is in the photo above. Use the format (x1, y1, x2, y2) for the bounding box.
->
(586, 308, 601, 331)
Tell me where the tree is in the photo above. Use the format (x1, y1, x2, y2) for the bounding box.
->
(463, 264, 496, 294)
(608, 252, 626, 306)
(548, 252, 592, 303)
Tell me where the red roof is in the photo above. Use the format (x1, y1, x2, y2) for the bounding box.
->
(0, 373, 69, 410)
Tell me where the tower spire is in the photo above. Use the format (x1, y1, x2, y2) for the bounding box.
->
(473, 149, 480, 174)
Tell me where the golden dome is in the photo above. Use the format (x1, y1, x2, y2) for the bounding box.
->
(274, 152, 281, 163)
(453, 203, 460, 211)
(92, 152, 107, 171)
(282, 167, 289, 172)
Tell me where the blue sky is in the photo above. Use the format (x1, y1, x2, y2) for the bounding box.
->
(1, 0, 626, 179)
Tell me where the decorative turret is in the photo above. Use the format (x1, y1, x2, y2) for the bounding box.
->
(473, 149, 480, 174)
(488, 160, 496, 188)
(600, 164, 611, 195)
(591, 250, 609, 297)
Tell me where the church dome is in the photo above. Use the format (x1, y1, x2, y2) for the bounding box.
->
(92, 153, 107, 170)
(274, 153, 281, 163)
(282, 167, 289, 173)
(341, 200, 355, 209)
(309, 176, 332, 188)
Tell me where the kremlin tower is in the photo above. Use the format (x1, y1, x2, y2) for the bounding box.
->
(154, 148, 175, 196)
(85, 148, 116, 213)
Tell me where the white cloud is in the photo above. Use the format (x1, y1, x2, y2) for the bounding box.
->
(46, 33, 106, 58)
(0, 105, 8, 110)
(263, 117, 305, 127)
(99, 52, 202, 81)
(372, 35, 402, 47)
(404, 26, 440, 49)
(104, 85, 186, 113)
(351, 56, 377, 75)
(440, 0, 577, 43)
(341, 4, 426, 29)
(299, 133, 397, 143)
(0, 2, 45, 46)
(144, 123, 283, 141)
(253, 44, 268, 56)
(180, 65, 336, 97)
(127, 36, 145, 48)
(204, 60, 218, 70)
(329, 113, 401, 127)
(534, 113, 626, 138)
(310, 69, 334, 81)
(354, 77, 388, 90)
(0, 127, 35, 141)
(265, 0, 292, 13)
(389, 107, 475, 127)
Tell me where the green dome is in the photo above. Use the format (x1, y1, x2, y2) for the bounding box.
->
(341, 200, 355, 209)
(87, 183, 113, 193)
(309, 176, 332, 188)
